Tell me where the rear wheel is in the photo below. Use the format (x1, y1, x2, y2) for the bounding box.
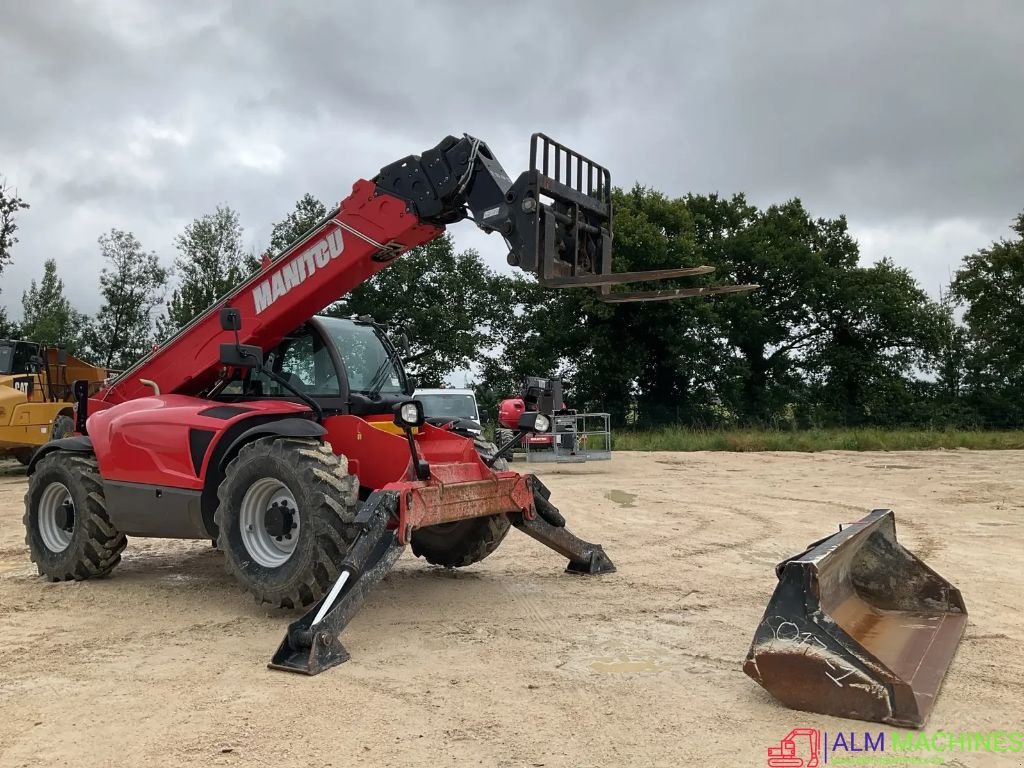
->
(23, 452, 127, 580)
(215, 436, 360, 609)
(12, 449, 33, 466)
(410, 438, 513, 568)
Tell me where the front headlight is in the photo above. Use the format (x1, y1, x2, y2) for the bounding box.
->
(400, 403, 420, 424)
(517, 411, 550, 433)
(393, 400, 425, 429)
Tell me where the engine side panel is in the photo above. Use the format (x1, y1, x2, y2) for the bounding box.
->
(86, 395, 311, 489)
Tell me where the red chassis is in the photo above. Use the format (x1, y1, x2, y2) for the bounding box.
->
(83, 394, 536, 546)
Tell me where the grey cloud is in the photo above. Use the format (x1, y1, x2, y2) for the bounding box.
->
(0, 0, 1021, 318)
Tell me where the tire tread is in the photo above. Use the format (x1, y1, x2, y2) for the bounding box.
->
(214, 436, 359, 609)
(23, 452, 126, 581)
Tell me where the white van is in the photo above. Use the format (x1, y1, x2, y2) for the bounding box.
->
(414, 388, 482, 436)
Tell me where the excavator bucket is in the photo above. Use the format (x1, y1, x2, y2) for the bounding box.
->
(743, 509, 967, 728)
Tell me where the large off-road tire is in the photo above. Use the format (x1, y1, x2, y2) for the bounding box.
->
(410, 437, 513, 568)
(23, 452, 126, 580)
(214, 436, 360, 609)
(495, 427, 516, 450)
(12, 448, 33, 466)
(50, 413, 74, 441)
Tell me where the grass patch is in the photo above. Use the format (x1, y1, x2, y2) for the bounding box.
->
(611, 427, 1024, 452)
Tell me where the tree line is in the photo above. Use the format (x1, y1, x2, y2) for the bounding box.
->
(2, 173, 1022, 430)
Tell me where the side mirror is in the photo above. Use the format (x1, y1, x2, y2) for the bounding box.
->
(220, 307, 242, 332)
(393, 400, 425, 429)
(219, 343, 263, 369)
(517, 411, 551, 433)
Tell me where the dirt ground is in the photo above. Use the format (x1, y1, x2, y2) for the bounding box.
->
(1, 449, 1021, 767)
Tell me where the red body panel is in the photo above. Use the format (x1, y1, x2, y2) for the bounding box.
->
(498, 397, 553, 445)
(498, 396, 526, 428)
(323, 416, 508, 488)
(321, 415, 413, 489)
(321, 415, 534, 541)
(95, 182, 441, 405)
(87, 396, 309, 488)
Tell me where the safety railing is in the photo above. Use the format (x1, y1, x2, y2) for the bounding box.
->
(522, 412, 612, 463)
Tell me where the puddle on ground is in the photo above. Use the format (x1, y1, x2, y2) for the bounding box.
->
(605, 489, 637, 507)
(588, 655, 668, 674)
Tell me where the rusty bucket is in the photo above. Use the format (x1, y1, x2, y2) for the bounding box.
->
(743, 509, 967, 728)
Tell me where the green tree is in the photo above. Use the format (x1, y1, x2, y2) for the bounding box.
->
(572, 187, 730, 426)
(90, 229, 168, 370)
(0, 312, 18, 339)
(159, 205, 253, 335)
(0, 176, 29, 276)
(684, 194, 863, 425)
(948, 211, 1024, 426)
(325, 234, 498, 387)
(478, 185, 735, 427)
(806, 257, 947, 426)
(268, 193, 328, 255)
(475, 274, 575, 413)
(266, 195, 498, 388)
(20, 258, 87, 351)
(1, 176, 30, 338)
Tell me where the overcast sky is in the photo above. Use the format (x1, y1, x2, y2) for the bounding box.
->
(1, 0, 1022, 321)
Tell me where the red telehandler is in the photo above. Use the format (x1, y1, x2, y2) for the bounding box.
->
(20, 132, 967, 726)
(22, 133, 750, 674)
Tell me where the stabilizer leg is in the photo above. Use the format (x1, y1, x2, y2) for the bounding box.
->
(269, 491, 404, 675)
(509, 481, 615, 574)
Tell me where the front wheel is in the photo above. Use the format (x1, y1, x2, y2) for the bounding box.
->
(410, 438, 512, 568)
(214, 436, 360, 609)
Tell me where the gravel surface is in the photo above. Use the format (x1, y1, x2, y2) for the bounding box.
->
(0, 450, 1020, 767)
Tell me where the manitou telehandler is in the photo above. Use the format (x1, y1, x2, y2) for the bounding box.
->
(21, 132, 965, 727)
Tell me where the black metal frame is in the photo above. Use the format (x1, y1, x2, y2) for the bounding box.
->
(374, 132, 758, 304)
(268, 482, 615, 675)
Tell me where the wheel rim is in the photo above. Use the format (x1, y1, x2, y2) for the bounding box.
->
(239, 478, 300, 568)
(38, 482, 75, 553)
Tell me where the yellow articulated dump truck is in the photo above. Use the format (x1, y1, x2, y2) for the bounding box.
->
(0, 339, 112, 465)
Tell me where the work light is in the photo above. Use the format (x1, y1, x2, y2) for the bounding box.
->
(393, 400, 425, 429)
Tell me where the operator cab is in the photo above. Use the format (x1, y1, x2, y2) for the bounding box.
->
(0, 340, 42, 376)
(216, 315, 414, 417)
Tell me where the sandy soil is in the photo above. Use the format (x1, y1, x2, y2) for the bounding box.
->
(0, 450, 1021, 767)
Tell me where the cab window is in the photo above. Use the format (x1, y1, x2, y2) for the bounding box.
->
(228, 326, 342, 397)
